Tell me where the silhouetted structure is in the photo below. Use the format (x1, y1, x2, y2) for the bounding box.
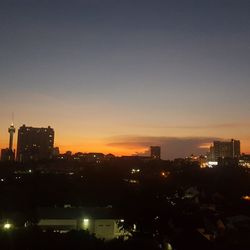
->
(1, 148, 14, 161)
(16, 125, 54, 162)
(53, 147, 60, 157)
(150, 146, 161, 159)
(239, 154, 250, 168)
(209, 139, 240, 161)
(1, 123, 16, 161)
(8, 123, 15, 151)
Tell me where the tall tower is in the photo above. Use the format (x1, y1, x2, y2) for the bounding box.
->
(8, 123, 15, 151)
(1, 123, 16, 161)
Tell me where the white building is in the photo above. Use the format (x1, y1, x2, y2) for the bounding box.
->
(37, 207, 129, 240)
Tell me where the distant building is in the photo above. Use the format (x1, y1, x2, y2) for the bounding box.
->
(1, 123, 16, 161)
(37, 207, 130, 240)
(218, 157, 239, 167)
(16, 125, 54, 162)
(209, 139, 240, 161)
(150, 146, 161, 159)
(187, 154, 207, 168)
(239, 154, 250, 168)
(1, 148, 15, 161)
(86, 153, 105, 163)
(53, 147, 60, 157)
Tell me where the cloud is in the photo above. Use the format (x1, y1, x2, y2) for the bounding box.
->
(166, 123, 250, 129)
(106, 135, 221, 159)
(128, 122, 250, 130)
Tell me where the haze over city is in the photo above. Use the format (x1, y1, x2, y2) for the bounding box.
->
(1, 0, 250, 159)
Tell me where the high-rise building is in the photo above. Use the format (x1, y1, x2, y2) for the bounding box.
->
(210, 139, 240, 161)
(16, 125, 54, 162)
(150, 146, 161, 159)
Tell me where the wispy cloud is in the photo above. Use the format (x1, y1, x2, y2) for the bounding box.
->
(125, 122, 250, 130)
(165, 123, 250, 129)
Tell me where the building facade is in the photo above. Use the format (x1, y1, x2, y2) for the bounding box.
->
(16, 125, 54, 162)
(209, 139, 240, 161)
(37, 207, 130, 240)
(150, 146, 161, 159)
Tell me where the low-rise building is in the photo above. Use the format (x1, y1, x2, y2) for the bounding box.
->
(37, 207, 129, 240)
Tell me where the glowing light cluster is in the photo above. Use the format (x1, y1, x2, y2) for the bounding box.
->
(131, 169, 140, 174)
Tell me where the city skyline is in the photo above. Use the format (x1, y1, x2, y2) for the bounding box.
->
(0, 122, 247, 160)
(1, 0, 250, 159)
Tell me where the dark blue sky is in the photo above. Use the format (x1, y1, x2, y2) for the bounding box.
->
(1, 0, 250, 158)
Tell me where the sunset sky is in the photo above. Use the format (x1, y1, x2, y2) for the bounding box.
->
(1, 0, 250, 159)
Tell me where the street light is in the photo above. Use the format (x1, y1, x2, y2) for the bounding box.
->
(3, 222, 12, 230)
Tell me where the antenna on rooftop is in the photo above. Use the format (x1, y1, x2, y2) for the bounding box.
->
(8, 113, 16, 151)
(11, 112, 14, 126)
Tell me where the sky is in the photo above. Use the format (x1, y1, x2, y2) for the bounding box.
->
(0, 0, 250, 159)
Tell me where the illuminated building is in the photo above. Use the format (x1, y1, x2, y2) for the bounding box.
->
(150, 146, 161, 159)
(37, 207, 130, 240)
(16, 125, 54, 162)
(239, 154, 250, 168)
(187, 154, 207, 168)
(209, 139, 240, 161)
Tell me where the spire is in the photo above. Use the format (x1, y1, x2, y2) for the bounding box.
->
(11, 112, 14, 126)
(8, 114, 15, 151)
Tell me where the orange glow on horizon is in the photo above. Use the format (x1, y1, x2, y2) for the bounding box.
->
(1, 139, 250, 158)
(199, 143, 212, 149)
(1, 128, 250, 158)
(56, 143, 149, 157)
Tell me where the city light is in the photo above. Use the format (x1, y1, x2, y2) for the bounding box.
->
(3, 223, 12, 230)
(161, 171, 170, 178)
(242, 195, 250, 201)
(131, 169, 140, 174)
(83, 218, 89, 230)
(207, 161, 218, 168)
(0, 1, 249, 249)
